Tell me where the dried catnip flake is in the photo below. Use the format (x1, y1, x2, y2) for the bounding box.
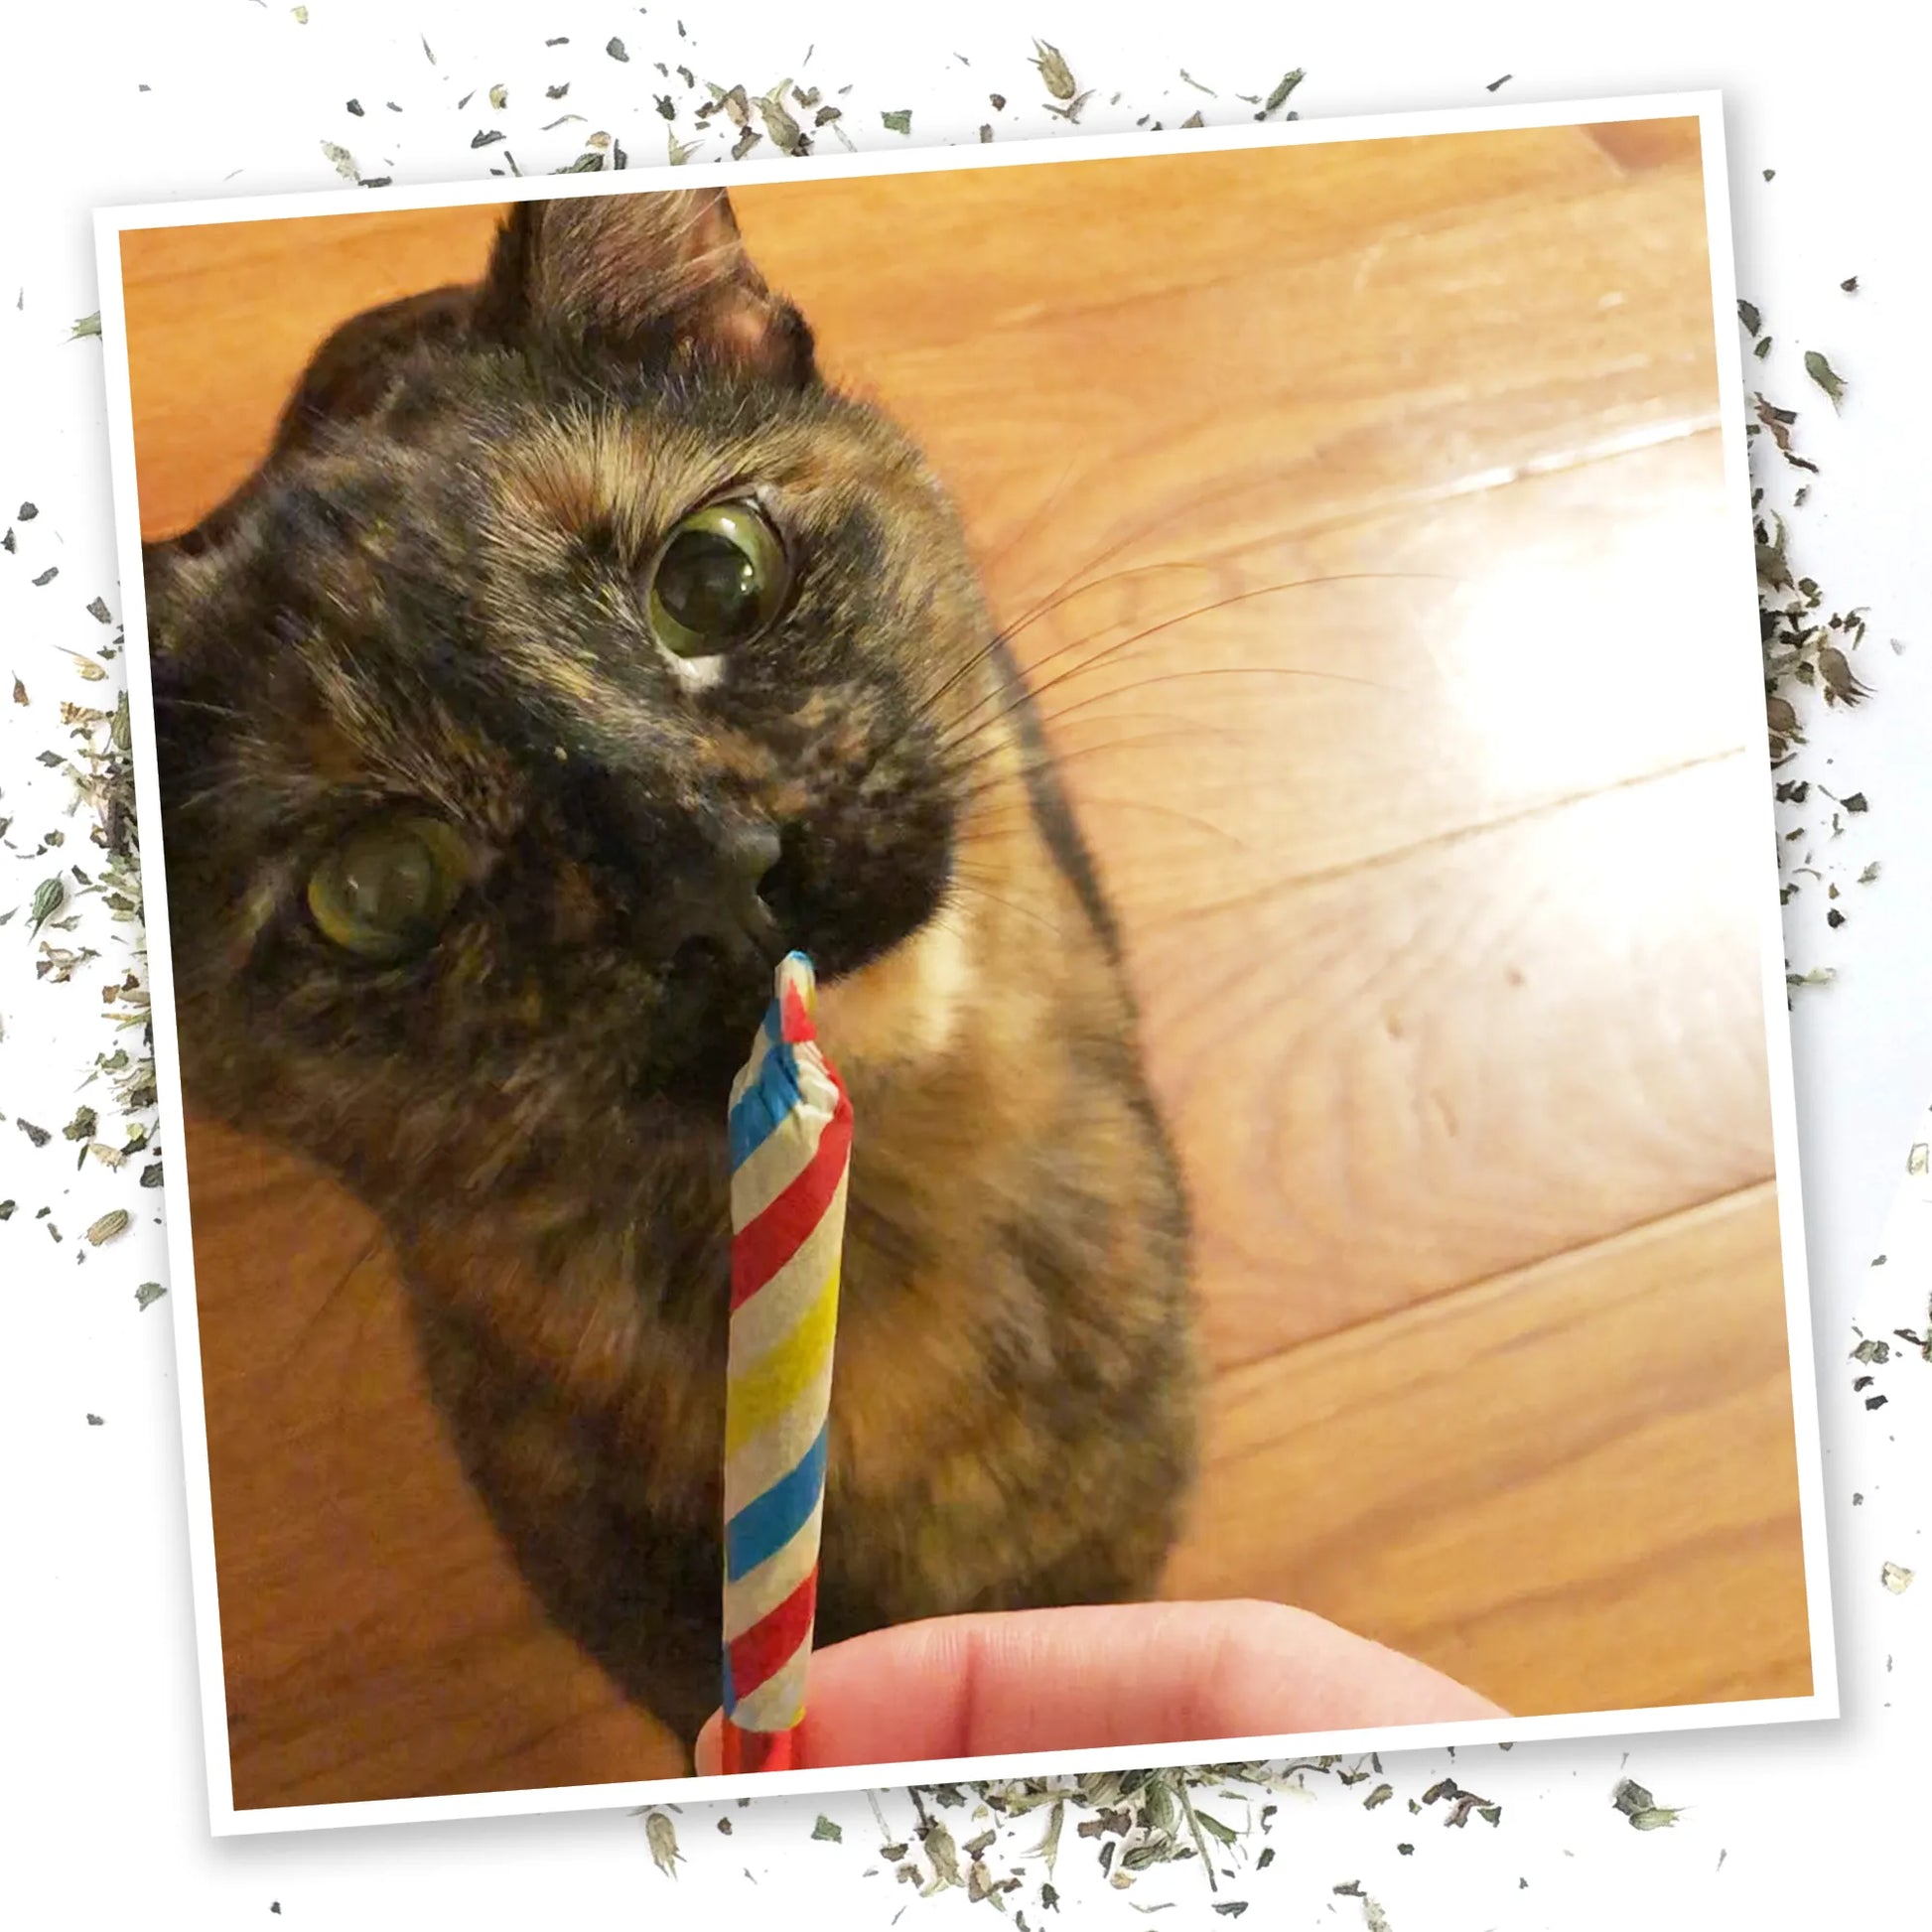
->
(1033, 39, 1077, 100)
(607, 37, 629, 63)
(882, 108, 912, 135)
(811, 1815, 843, 1841)
(321, 140, 358, 181)
(85, 1209, 130, 1246)
(28, 876, 66, 936)
(643, 1810, 682, 1875)
(135, 1282, 167, 1311)
(69, 312, 101, 340)
(1263, 69, 1306, 114)
(1881, 1561, 1914, 1593)
(759, 90, 806, 154)
(1804, 349, 1847, 407)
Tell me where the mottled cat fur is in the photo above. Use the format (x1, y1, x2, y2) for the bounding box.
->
(145, 188, 1197, 1752)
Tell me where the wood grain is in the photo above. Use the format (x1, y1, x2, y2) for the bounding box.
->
(119, 121, 1811, 1810)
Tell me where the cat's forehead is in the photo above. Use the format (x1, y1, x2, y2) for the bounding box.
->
(484, 386, 930, 544)
(181, 396, 944, 785)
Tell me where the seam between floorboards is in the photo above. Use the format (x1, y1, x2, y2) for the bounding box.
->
(1214, 1173, 1782, 1380)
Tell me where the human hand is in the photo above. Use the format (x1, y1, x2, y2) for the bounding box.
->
(694, 1598, 1503, 1773)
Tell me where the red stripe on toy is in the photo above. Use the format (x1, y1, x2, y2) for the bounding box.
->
(729, 1100, 854, 1311)
(726, 1571, 820, 1701)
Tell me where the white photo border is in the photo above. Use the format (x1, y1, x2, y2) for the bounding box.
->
(91, 87, 1839, 1838)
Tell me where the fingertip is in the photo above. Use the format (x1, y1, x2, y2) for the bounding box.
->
(693, 1712, 723, 1777)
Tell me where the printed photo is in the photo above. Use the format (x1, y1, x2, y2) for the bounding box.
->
(96, 99, 1832, 1830)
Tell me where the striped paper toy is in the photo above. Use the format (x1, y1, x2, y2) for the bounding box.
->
(721, 950, 852, 1773)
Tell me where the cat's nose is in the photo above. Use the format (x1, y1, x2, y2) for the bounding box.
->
(715, 820, 781, 945)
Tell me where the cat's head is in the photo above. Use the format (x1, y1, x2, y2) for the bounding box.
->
(145, 188, 1009, 1209)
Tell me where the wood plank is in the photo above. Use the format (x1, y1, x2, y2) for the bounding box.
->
(825, 161, 1723, 595)
(1129, 753, 1777, 1370)
(1585, 116, 1705, 176)
(123, 128, 1656, 544)
(1163, 1184, 1812, 1715)
(1014, 428, 1751, 901)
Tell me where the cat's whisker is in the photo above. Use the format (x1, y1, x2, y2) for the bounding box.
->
(907, 558, 1223, 735)
(937, 653, 1396, 788)
(979, 437, 1403, 617)
(965, 454, 1086, 585)
(940, 714, 1267, 796)
(935, 570, 1444, 759)
(964, 788, 1257, 857)
(941, 870, 1076, 947)
(152, 693, 251, 725)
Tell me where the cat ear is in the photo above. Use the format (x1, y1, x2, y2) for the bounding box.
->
(267, 285, 479, 460)
(134, 282, 481, 600)
(475, 188, 816, 385)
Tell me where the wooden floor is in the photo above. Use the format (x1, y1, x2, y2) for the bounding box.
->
(119, 121, 1813, 1812)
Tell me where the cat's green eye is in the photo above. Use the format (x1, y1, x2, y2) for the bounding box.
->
(644, 500, 788, 658)
(306, 814, 470, 961)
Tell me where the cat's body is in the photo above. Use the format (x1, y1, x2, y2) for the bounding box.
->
(146, 189, 1196, 1750)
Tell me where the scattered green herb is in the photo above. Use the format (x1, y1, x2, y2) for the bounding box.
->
(1611, 1778, 1681, 1831)
(644, 1810, 682, 1876)
(28, 876, 66, 936)
(1260, 69, 1305, 116)
(1033, 40, 1077, 100)
(882, 108, 912, 135)
(85, 1209, 129, 1247)
(1804, 348, 1847, 408)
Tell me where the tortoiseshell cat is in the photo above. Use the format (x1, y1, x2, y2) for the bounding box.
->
(145, 188, 1196, 1754)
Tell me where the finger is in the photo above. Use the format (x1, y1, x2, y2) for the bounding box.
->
(693, 1599, 1503, 1773)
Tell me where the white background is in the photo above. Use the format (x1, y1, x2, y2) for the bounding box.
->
(1, 2, 1926, 1925)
